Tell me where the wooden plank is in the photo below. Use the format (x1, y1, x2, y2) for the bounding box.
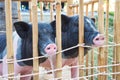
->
(69, 0, 98, 9)
(98, 0, 106, 80)
(84, 0, 98, 5)
(114, 0, 120, 80)
(31, 0, 39, 80)
(78, 0, 84, 80)
(5, 0, 14, 79)
(55, 0, 62, 79)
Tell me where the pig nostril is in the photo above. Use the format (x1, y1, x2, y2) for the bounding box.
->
(47, 47, 51, 50)
(54, 47, 56, 50)
(96, 38, 99, 41)
(101, 37, 104, 40)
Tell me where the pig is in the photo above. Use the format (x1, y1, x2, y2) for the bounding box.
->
(50, 14, 105, 78)
(0, 21, 57, 80)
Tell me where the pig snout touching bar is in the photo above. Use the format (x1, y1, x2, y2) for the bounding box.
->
(50, 14, 105, 79)
(0, 21, 57, 80)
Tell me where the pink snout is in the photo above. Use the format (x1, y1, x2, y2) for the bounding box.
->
(93, 34, 105, 47)
(45, 44, 57, 55)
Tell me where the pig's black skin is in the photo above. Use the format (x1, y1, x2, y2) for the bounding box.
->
(0, 21, 55, 66)
(0, 33, 6, 62)
(50, 14, 99, 59)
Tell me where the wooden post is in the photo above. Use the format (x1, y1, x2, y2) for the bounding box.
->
(86, 4, 88, 16)
(98, 0, 107, 80)
(29, 2, 32, 22)
(55, 0, 62, 79)
(5, 0, 14, 79)
(40, 2, 43, 21)
(114, 0, 120, 80)
(91, 2, 94, 80)
(104, 0, 109, 79)
(18, 1, 21, 20)
(50, 3, 53, 21)
(31, 0, 39, 80)
(113, 0, 116, 79)
(76, 5, 78, 14)
(78, 0, 84, 80)
(91, 2, 94, 17)
(85, 3, 89, 79)
(91, 50, 94, 80)
(67, 0, 73, 16)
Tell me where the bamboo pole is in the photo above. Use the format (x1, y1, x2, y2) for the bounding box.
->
(76, 6, 78, 14)
(55, 0, 62, 79)
(31, 0, 39, 80)
(98, 0, 106, 80)
(91, 50, 94, 80)
(113, 1, 116, 79)
(50, 3, 53, 21)
(114, 0, 120, 80)
(85, 3, 89, 79)
(91, 2, 94, 80)
(86, 4, 88, 16)
(67, 0, 73, 16)
(29, 2, 32, 22)
(78, 0, 84, 80)
(39, 2, 43, 21)
(17, 1, 21, 20)
(104, 0, 109, 80)
(5, 0, 14, 79)
(91, 2, 94, 17)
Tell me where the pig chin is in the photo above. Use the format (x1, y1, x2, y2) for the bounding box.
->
(41, 51, 56, 57)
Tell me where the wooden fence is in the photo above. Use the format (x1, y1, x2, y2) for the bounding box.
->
(0, 0, 120, 80)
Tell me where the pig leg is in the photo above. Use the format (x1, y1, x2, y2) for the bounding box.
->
(70, 57, 79, 80)
(2, 55, 8, 79)
(71, 62, 79, 80)
(20, 71, 32, 80)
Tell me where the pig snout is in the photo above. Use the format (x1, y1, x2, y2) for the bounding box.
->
(93, 34, 105, 46)
(45, 44, 57, 55)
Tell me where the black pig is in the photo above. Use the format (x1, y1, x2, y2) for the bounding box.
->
(0, 21, 57, 80)
(50, 14, 105, 78)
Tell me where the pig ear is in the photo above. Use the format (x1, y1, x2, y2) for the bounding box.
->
(54, 14, 70, 23)
(50, 21, 56, 36)
(14, 21, 30, 39)
(91, 18, 96, 23)
(61, 14, 70, 23)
